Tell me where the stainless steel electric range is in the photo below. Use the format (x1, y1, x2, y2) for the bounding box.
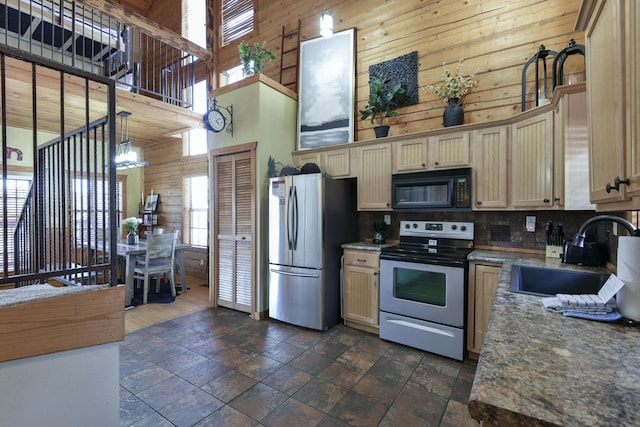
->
(379, 220, 474, 361)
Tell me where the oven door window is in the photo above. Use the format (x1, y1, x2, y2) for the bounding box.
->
(393, 267, 446, 306)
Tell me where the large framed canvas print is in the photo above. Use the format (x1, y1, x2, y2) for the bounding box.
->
(297, 28, 355, 150)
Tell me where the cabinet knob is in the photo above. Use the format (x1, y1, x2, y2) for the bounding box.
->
(544, 198, 550, 203)
(421, 163, 426, 167)
(373, 272, 378, 276)
(357, 258, 367, 263)
(554, 197, 561, 202)
(605, 176, 630, 193)
(476, 201, 482, 205)
(434, 161, 439, 166)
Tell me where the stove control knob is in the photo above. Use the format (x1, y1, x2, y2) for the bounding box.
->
(460, 225, 467, 231)
(412, 223, 418, 228)
(451, 224, 457, 230)
(404, 223, 411, 229)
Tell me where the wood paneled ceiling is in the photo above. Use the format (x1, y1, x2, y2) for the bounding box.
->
(3, 55, 204, 147)
(112, 0, 154, 16)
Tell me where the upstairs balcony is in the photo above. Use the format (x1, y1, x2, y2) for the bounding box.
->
(0, 0, 210, 146)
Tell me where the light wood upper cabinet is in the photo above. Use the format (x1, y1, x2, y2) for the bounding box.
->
(393, 137, 428, 173)
(352, 142, 392, 210)
(472, 127, 509, 210)
(510, 111, 554, 209)
(293, 148, 351, 178)
(322, 148, 351, 178)
(427, 131, 470, 169)
(578, 0, 640, 209)
(467, 262, 502, 356)
(343, 249, 380, 331)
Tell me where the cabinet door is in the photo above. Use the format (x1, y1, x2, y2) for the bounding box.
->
(343, 254, 379, 327)
(354, 143, 392, 210)
(511, 111, 554, 209)
(625, 1, 640, 199)
(293, 152, 321, 169)
(323, 148, 351, 178)
(585, 0, 628, 204)
(427, 131, 470, 169)
(393, 137, 428, 172)
(472, 127, 509, 210)
(467, 262, 501, 355)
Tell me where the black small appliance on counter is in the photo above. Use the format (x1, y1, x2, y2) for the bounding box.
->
(373, 222, 386, 244)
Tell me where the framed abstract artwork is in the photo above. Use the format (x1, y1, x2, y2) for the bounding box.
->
(297, 28, 355, 150)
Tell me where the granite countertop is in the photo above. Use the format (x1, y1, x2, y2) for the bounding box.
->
(467, 250, 640, 426)
(0, 283, 111, 307)
(341, 241, 396, 251)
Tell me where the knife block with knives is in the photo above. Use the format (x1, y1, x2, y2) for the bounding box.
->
(545, 220, 564, 259)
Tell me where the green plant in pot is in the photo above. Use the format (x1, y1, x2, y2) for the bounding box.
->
(359, 77, 407, 138)
(238, 41, 278, 77)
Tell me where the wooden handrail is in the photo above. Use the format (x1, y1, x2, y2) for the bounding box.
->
(76, 0, 212, 63)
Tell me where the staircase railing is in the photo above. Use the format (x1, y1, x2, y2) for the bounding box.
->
(0, 0, 211, 109)
(12, 116, 116, 287)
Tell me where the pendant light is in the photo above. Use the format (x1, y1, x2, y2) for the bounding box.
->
(320, 10, 333, 37)
(115, 111, 148, 170)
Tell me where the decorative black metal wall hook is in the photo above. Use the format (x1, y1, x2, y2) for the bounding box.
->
(552, 39, 586, 89)
(521, 44, 557, 111)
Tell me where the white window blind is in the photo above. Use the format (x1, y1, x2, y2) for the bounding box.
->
(184, 175, 208, 247)
(221, 0, 255, 47)
(183, 80, 208, 156)
(182, 0, 207, 48)
(0, 177, 31, 272)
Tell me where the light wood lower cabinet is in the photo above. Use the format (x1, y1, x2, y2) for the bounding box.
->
(467, 261, 502, 356)
(343, 249, 380, 332)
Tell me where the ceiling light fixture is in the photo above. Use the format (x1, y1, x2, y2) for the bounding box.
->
(115, 111, 148, 170)
(320, 10, 333, 37)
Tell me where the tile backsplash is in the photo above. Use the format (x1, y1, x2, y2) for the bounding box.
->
(357, 210, 625, 262)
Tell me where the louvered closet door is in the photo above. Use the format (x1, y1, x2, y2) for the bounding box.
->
(214, 151, 254, 313)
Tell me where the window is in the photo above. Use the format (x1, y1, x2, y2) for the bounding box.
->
(72, 177, 124, 244)
(0, 176, 32, 272)
(221, 64, 245, 86)
(182, 0, 207, 48)
(221, 0, 255, 47)
(184, 175, 208, 246)
(184, 79, 208, 156)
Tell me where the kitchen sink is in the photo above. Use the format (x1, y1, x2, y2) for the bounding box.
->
(510, 265, 609, 297)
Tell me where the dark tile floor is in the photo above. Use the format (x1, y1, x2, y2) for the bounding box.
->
(120, 307, 479, 426)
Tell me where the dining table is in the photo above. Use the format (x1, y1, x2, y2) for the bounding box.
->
(117, 240, 192, 306)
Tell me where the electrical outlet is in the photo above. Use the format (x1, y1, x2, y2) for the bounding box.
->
(199, 259, 205, 267)
(384, 214, 391, 225)
(526, 216, 536, 232)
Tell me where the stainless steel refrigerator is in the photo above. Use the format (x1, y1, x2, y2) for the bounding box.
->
(268, 173, 357, 330)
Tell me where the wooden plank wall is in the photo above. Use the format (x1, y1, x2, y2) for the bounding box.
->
(142, 0, 585, 280)
(142, 141, 209, 280)
(212, 0, 585, 138)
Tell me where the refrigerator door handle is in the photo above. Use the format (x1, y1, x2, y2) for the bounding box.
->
(293, 185, 299, 250)
(270, 268, 320, 279)
(287, 185, 293, 250)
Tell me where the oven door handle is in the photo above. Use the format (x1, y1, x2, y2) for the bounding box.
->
(385, 318, 456, 338)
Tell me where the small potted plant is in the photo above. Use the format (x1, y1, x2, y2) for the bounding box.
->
(359, 77, 407, 138)
(122, 216, 142, 244)
(426, 59, 478, 127)
(238, 41, 278, 77)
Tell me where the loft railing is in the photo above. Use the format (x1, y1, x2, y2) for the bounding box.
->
(0, 0, 211, 108)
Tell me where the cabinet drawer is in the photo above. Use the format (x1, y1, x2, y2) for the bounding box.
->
(344, 250, 379, 266)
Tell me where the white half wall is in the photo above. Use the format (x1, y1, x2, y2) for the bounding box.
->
(0, 342, 120, 427)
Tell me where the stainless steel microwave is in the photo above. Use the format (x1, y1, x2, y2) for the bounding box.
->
(391, 168, 472, 212)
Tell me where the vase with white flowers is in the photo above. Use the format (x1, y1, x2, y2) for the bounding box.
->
(122, 216, 142, 244)
(426, 59, 478, 127)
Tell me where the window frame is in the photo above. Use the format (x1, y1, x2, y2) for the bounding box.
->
(183, 174, 209, 247)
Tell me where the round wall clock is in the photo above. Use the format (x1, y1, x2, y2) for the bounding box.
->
(204, 108, 226, 132)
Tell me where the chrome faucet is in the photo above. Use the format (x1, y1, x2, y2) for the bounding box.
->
(563, 215, 640, 265)
(571, 215, 640, 247)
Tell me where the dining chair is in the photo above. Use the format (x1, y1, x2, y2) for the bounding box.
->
(133, 232, 176, 304)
